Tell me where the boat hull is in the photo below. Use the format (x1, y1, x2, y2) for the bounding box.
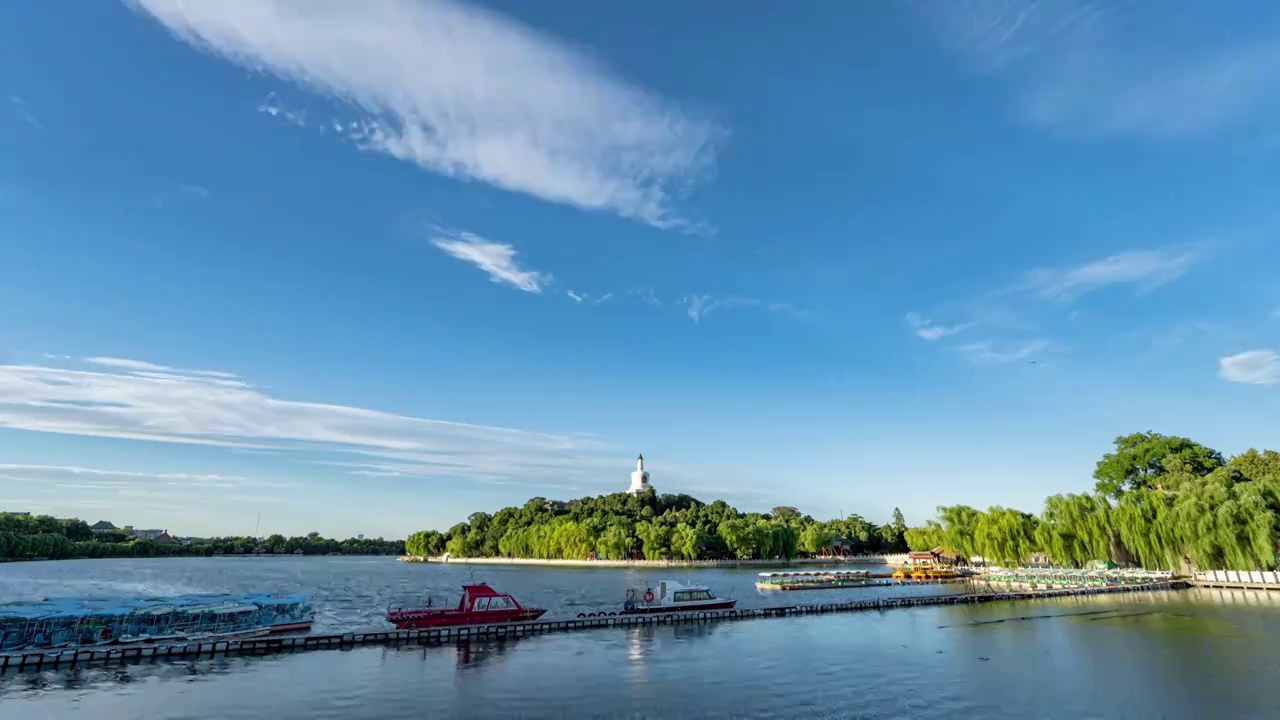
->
(387, 608, 547, 629)
(620, 600, 737, 615)
(756, 580, 882, 591)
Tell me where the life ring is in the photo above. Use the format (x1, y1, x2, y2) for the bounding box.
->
(625, 589, 636, 600)
(643, 589, 655, 603)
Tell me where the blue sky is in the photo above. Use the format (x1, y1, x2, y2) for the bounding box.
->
(1, 0, 1279, 539)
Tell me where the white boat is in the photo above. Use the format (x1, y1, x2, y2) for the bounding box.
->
(619, 580, 736, 615)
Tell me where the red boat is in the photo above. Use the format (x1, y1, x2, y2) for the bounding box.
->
(386, 584, 547, 629)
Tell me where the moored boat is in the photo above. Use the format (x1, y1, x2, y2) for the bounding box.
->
(755, 569, 876, 591)
(386, 584, 546, 629)
(0, 593, 315, 654)
(615, 580, 735, 615)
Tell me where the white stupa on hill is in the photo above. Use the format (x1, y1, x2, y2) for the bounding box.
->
(627, 454, 652, 495)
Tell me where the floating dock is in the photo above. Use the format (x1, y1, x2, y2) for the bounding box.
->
(0, 581, 1185, 673)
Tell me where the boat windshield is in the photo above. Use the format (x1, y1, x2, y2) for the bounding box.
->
(477, 596, 517, 611)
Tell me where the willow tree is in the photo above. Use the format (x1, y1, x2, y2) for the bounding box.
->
(1035, 493, 1113, 567)
(937, 505, 982, 558)
(1110, 489, 1179, 570)
(973, 507, 1039, 566)
(904, 521, 945, 552)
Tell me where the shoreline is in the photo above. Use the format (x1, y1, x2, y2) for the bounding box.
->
(1, 580, 1186, 670)
(398, 554, 909, 568)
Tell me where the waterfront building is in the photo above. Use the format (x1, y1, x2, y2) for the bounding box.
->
(89, 520, 119, 534)
(627, 454, 652, 495)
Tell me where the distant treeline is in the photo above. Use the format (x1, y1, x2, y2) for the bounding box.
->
(904, 432, 1280, 571)
(0, 514, 403, 562)
(406, 492, 909, 561)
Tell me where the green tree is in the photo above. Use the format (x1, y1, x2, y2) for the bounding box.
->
(1094, 431, 1224, 497)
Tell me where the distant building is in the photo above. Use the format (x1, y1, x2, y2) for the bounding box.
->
(626, 454, 652, 496)
(3, 511, 30, 516)
(357, 533, 365, 541)
(153, 530, 177, 545)
(129, 529, 166, 541)
(90, 520, 119, 534)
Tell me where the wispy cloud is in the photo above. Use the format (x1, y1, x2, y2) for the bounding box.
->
(430, 229, 549, 293)
(1219, 350, 1280, 386)
(566, 290, 612, 305)
(85, 357, 238, 379)
(8, 96, 42, 129)
(128, 0, 723, 229)
(0, 357, 616, 489)
(630, 287, 662, 307)
(958, 339, 1049, 364)
(917, 1, 1280, 139)
(905, 312, 971, 341)
(680, 294, 803, 324)
(1022, 247, 1202, 302)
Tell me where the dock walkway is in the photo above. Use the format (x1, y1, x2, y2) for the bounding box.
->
(0, 581, 1184, 673)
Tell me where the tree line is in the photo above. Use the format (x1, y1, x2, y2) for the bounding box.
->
(405, 491, 909, 561)
(904, 432, 1280, 571)
(0, 514, 403, 562)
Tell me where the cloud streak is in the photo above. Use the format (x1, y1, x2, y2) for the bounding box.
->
(681, 294, 803, 324)
(1219, 350, 1280, 386)
(958, 339, 1049, 364)
(566, 290, 612, 305)
(431, 229, 549, 293)
(918, 1, 1280, 139)
(905, 312, 971, 341)
(1022, 247, 1202, 302)
(0, 357, 619, 489)
(128, 0, 722, 228)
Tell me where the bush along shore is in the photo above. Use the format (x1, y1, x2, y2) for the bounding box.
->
(0, 515, 403, 562)
(399, 554, 910, 567)
(406, 431, 1280, 574)
(904, 432, 1280, 572)
(405, 494, 910, 563)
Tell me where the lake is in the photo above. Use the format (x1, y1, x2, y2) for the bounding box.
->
(2, 557, 1279, 718)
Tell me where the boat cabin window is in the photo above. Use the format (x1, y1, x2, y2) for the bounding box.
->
(673, 590, 714, 602)
(477, 596, 515, 611)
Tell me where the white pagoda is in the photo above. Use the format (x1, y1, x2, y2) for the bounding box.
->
(627, 454, 652, 495)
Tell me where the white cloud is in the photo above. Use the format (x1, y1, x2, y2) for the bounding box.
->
(566, 290, 612, 305)
(430, 229, 549, 293)
(9, 95, 42, 129)
(85, 357, 239, 379)
(631, 287, 662, 307)
(1219, 350, 1280, 386)
(1023, 248, 1201, 302)
(128, 0, 722, 229)
(958, 339, 1049, 363)
(905, 312, 971, 341)
(0, 357, 614, 489)
(918, 1, 1280, 138)
(681, 294, 803, 323)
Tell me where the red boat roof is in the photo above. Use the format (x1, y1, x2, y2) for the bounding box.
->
(461, 584, 502, 597)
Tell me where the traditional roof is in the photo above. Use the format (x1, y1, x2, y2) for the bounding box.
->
(90, 520, 118, 530)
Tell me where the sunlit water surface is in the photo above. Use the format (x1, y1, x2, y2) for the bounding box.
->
(2, 557, 1278, 718)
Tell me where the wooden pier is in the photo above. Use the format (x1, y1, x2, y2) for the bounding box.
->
(0, 581, 1184, 673)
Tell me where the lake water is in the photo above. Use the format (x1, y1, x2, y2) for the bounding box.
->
(2, 557, 1279, 718)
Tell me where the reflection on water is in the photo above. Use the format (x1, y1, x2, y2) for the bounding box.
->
(3, 559, 1280, 718)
